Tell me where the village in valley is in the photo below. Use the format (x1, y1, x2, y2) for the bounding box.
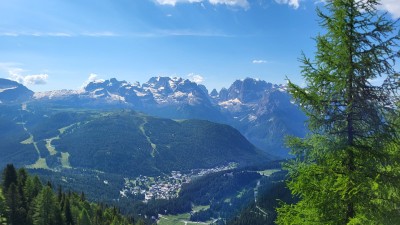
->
(120, 163, 237, 202)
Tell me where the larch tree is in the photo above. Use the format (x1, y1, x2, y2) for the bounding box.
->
(276, 0, 399, 224)
(33, 186, 60, 225)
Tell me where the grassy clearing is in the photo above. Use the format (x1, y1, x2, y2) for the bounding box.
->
(61, 152, 72, 168)
(236, 188, 247, 198)
(26, 158, 50, 170)
(20, 135, 33, 144)
(173, 119, 187, 123)
(58, 123, 78, 134)
(139, 118, 158, 157)
(192, 205, 210, 212)
(258, 169, 280, 176)
(158, 213, 206, 225)
(158, 206, 211, 225)
(45, 138, 58, 155)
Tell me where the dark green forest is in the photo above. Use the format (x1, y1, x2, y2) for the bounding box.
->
(0, 164, 145, 225)
(0, 106, 268, 177)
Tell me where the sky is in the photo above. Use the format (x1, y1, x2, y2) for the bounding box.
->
(0, 0, 399, 92)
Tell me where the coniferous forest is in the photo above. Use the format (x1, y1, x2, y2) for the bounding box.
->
(0, 164, 145, 225)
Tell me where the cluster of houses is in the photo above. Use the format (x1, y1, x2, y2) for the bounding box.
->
(119, 163, 237, 202)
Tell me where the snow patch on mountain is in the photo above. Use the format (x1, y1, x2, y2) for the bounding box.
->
(219, 98, 242, 106)
(34, 89, 82, 99)
(0, 86, 17, 93)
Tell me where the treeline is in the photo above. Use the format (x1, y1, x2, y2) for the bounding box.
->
(0, 164, 145, 225)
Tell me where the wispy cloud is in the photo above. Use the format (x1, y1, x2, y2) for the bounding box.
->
(154, 0, 250, 9)
(81, 31, 119, 37)
(0, 30, 232, 38)
(0, 31, 118, 37)
(274, 0, 301, 9)
(155, 29, 233, 37)
(252, 59, 268, 64)
(188, 73, 205, 83)
(0, 63, 49, 85)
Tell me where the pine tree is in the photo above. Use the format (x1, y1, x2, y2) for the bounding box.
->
(58, 186, 63, 203)
(6, 183, 22, 225)
(80, 192, 85, 202)
(17, 168, 29, 224)
(276, 0, 400, 224)
(78, 209, 92, 225)
(2, 164, 17, 193)
(64, 198, 74, 225)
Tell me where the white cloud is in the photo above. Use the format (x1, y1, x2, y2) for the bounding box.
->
(87, 73, 99, 83)
(9, 71, 48, 85)
(209, 0, 249, 8)
(82, 73, 104, 87)
(0, 63, 48, 85)
(155, 0, 249, 9)
(252, 59, 268, 64)
(277, 0, 399, 18)
(379, 0, 400, 18)
(274, 0, 300, 9)
(12, 74, 49, 85)
(187, 73, 205, 83)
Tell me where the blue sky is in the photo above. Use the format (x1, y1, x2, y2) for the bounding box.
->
(0, 0, 399, 92)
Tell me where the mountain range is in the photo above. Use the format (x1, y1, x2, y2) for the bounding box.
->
(0, 77, 307, 158)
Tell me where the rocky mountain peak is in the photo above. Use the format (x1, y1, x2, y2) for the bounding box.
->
(210, 88, 218, 98)
(226, 77, 274, 103)
(0, 78, 34, 103)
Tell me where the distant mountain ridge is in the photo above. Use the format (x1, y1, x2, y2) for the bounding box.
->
(0, 108, 267, 176)
(1, 76, 307, 157)
(0, 78, 33, 103)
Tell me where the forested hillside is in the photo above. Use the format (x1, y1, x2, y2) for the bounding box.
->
(0, 106, 268, 177)
(0, 164, 144, 225)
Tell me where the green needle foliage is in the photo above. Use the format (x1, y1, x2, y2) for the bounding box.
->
(0, 165, 136, 225)
(276, 0, 400, 224)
